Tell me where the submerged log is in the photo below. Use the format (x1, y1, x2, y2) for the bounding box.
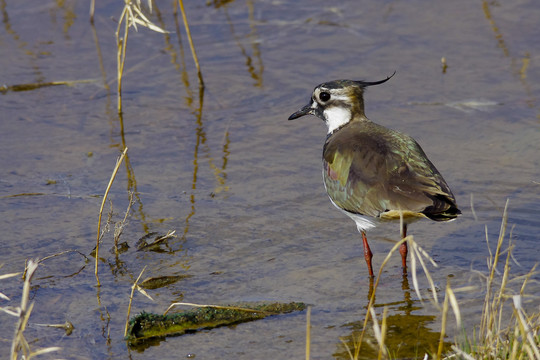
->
(126, 302, 306, 345)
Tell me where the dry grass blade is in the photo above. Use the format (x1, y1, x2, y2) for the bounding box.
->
(480, 199, 509, 339)
(405, 235, 439, 304)
(410, 239, 421, 301)
(0, 271, 21, 281)
(0, 271, 21, 301)
(512, 295, 540, 359)
(409, 237, 439, 304)
(305, 306, 311, 360)
(135, 285, 154, 301)
(95, 147, 128, 285)
(116, 6, 129, 113)
(124, 266, 147, 337)
(437, 281, 450, 360)
(177, 0, 204, 86)
(14, 302, 34, 359)
(163, 302, 272, 316)
(339, 337, 356, 360)
(484, 225, 493, 268)
(450, 345, 476, 360)
(446, 285, 462, 330)
(5, 260, 61, 359)
(360, 306, 387, 359)
(34, 250, 89, 265)
(0, 307, 20, 317)
(28, 346, 63, 357)
(378, 307, 388, 360)
(124, 266, 149, 337)
(130, 5, 168, 33)
(121, 0, 168, 33)
(114, 1, 167, 113)
(114, 190, 135, 251)
(369, 306, 388, 360)
(519, 263, 537, 295)
(369, 307, 382, 349)
(135, 230, 177, 251)
(470, 193, 478, 221)
(155, 230, 176, 242)
(89, 0, 95, 22)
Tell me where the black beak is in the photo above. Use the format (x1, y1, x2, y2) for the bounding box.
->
(288, 102, 314, 120)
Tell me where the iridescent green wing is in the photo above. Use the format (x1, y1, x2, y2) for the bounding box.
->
(323, 121, 458, 218)
(323, 123, 392, 217)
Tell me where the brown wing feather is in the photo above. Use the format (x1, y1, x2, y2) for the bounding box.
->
(323, 120, 460, 220)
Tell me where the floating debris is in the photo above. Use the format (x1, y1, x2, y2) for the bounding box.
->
(138, 275, 192, 290)
(35, 321, 75, 336)
(136, 231, 176, 251)
(0, 79, 97, 94)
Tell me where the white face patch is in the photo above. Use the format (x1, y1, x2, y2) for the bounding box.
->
(324, 93, 349, 102)
(323, 106, 351, 134)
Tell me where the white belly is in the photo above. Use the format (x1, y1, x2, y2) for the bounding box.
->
(327, 196, 378, 233)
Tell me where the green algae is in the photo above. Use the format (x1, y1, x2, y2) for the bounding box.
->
(126, 302, 306, 345)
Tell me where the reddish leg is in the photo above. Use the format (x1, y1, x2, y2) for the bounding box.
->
(399, 224, 408, 274)
(361, 231, 374, 278)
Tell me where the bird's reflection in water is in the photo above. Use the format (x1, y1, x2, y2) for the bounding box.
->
(335, 276, 450, 359)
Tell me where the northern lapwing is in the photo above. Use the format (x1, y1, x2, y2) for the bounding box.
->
(288, 73, 460, 277)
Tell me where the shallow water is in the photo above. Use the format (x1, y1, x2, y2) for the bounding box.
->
(1, 0, 539, 359)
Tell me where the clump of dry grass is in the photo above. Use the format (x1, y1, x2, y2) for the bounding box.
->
(114, 0, 168, 113)
(113, 0, 202, 113)
(1, 261, 61, 359)
(95, 147, 128, 285)
(124, 266, 153, 337)
(443, 200, 540, 359)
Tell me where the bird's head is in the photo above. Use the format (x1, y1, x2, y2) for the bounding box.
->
(288, 72, 395, 134)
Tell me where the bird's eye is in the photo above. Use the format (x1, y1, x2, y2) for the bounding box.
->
(319, 92, 331, 102)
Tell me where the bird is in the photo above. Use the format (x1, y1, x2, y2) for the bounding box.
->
(288, 73, 460, 278)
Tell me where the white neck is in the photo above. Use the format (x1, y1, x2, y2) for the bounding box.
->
(323, 106, 351, 134)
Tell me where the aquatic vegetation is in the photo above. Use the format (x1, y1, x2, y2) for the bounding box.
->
(126, 302, 306, 345)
